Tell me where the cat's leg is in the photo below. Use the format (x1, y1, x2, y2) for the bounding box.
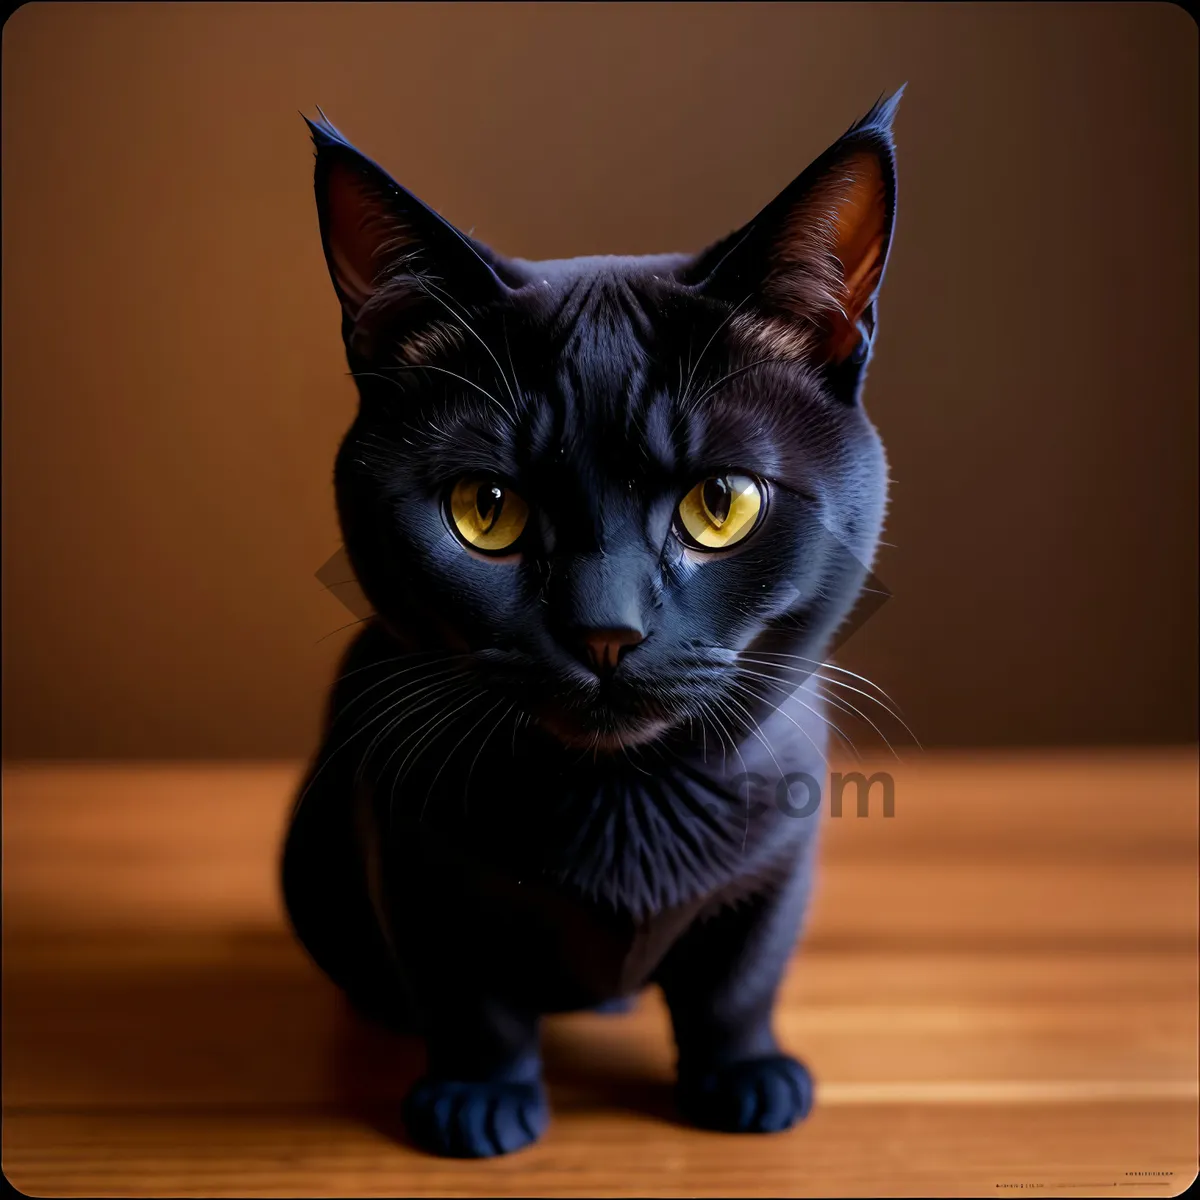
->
(376, 844, 547, 1158)
(400, 981, 548, 1158)
(654, 852, 817, 1134)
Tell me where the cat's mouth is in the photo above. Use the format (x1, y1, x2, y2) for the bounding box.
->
(535, 703, 675, 752)
(471, 647, 685, 751)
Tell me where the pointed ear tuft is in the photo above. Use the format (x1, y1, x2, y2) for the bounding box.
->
(303, 107, 353, 152)
(842, 84, 906, 140)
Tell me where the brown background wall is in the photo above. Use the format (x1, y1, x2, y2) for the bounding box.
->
(2, 2, 1196, 758)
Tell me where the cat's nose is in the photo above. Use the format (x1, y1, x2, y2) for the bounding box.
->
(575, 627, 645, 677)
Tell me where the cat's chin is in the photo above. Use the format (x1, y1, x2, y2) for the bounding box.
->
(535, 711, 674, 752)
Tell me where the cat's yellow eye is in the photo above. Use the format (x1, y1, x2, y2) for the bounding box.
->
(676, 473, 764, 551)
(447, 476, 530, 555)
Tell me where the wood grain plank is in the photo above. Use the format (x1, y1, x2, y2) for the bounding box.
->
(2, 756, 1197, 1197)
(4, 1104, 1196, 1198)
(4, 944, 1196, 1109)
(4, 757, 1197, 944)
(4, 749, 1196, 863)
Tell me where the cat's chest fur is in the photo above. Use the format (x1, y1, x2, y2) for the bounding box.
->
(366, 759, 818, 1009)
(398, 835, 703, 1007)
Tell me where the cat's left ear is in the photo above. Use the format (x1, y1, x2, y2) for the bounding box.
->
(305, 111, 509, 354)
(685, 88, 903, 398)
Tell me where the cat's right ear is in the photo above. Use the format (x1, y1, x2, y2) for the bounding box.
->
(306, 111, 507, 348)
(681, 90, 903, 402)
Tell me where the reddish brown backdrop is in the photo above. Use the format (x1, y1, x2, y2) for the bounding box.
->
(2, 2, 1197, 757)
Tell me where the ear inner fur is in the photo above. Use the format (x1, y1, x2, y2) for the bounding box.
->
(768, 151, 889, 365)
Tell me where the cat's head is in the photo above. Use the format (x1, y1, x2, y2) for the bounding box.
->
(308, 93, 900, 753)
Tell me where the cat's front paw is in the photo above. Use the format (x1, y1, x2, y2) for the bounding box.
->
(676, 1054, 814, 1133)
(401, 1074, 549, 1158)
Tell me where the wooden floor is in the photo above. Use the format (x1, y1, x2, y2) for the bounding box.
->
(3, 751, 1197, 1197)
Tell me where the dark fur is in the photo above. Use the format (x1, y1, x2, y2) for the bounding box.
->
(282, 91, 902, 1157)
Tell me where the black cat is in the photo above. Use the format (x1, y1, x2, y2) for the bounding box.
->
(282, 89, 902, 1158)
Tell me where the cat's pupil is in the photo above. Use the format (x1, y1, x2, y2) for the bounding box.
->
(476, 483, 504, 534)
(701, 477, 731, 527)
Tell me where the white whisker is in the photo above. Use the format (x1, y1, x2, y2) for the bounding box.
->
(731, 667, 861, 761)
